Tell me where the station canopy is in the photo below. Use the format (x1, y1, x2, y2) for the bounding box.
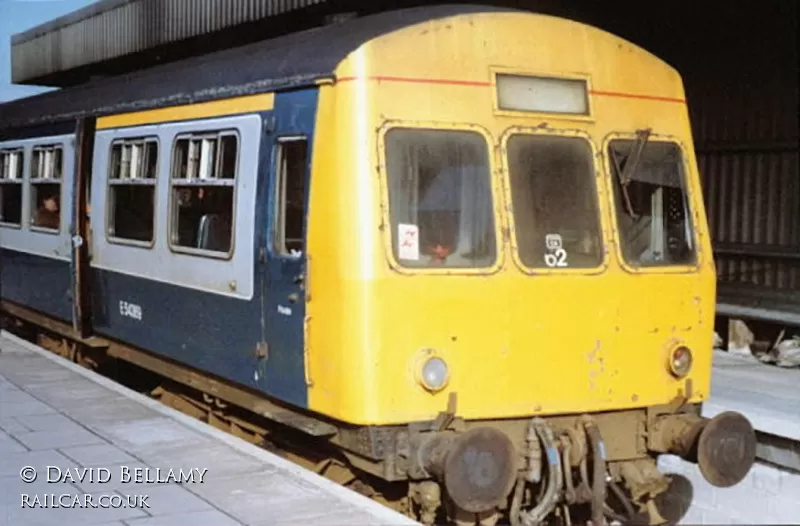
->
(10, 0, 568, 88)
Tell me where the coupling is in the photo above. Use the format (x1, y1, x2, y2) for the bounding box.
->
(413, 427, 518, 514)
(650, 410, 756, 487)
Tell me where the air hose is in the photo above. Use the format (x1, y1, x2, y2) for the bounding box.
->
(582, 417, 607, 526)
(514, 419, 563, 526)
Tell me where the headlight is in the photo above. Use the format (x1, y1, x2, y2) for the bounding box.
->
(420, 356, 449, 392)
(669, 346, 693, 378)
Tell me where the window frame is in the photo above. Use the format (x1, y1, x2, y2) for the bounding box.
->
(167, 128, 240, 260)
(28, 143, 64, 235)
(0, 147, 25, 229)
(105, 136, 160, 249)
(271, 135, 310, 259)
(500, 127, 609, 276)
(376, 120, 504, 276)
(602, 131, 702, 274)
(490, 67, 596, 123)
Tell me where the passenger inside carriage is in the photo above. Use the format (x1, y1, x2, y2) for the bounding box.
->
(195, 188, 232, 252)
(32, 190, 60, 230)
(418, 165, 494, 266)
(175, 186, 233, 252)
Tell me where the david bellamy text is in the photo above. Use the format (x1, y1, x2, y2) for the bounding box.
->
(46, 466, 209, 484)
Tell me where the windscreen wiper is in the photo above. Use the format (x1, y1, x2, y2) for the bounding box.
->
(610, 128, 651, 218)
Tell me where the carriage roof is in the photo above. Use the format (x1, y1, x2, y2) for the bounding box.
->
(0, 5, 516, 132)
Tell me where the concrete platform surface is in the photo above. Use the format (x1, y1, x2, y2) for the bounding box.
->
(703, 350, 800, 441)
(0, 331, 419, 526)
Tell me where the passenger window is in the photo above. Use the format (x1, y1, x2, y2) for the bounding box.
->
(0, 148, 24, 227)
(30, 145, 63, 232)
(107, 138, 158, 244)
(273, 139, 308, 256)
(609, 138, 695, 267)
(170, 131, 237, 255)
(507, 135, 603, 269)
(385, 128, 496, 268)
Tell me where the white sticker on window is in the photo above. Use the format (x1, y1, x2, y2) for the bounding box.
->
(545, 233, 563, 251)
(544, 233, 568, 268)
(398, 223, 420, 261)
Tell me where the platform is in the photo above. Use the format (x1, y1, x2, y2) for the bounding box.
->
(0, 331, 419, 526)
(704, 349, 800, 443)
(658, 349, 800, 525)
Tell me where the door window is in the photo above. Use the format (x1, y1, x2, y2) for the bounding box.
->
(273, 138, 309, 257)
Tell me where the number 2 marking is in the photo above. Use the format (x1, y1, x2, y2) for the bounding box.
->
(544, 249, 568, 268)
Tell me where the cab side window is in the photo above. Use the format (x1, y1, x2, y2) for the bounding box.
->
(273, 138, 308, 256)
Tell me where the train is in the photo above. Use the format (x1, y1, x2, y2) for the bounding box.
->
(0, 5, 757, 525)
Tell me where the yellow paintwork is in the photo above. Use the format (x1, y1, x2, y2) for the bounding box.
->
(96, 93, 275, 130)
(305, 11, 715, 425)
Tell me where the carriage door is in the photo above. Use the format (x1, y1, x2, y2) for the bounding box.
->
(70, 117, 95, 338)
(260, 90, 315, 404)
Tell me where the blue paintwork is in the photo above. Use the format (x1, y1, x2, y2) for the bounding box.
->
(83, 88, 319, 409)
(0, 121, 73, 142)
(258, 89, 318, 398)
(2, 89, 319, 412)
(0, 249, 73, 321)
(91, 266, 267, 392)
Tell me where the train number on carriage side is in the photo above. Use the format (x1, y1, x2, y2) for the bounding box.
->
(119, 301, 143, 321)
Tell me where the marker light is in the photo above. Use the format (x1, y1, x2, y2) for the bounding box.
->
(669, 346, 693, 378)
(496, 74, 589, 115)
(420, 356, 449, 392)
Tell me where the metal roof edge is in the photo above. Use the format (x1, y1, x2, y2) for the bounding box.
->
(11, 0, 138, 44)
(0, 73, 332, 130)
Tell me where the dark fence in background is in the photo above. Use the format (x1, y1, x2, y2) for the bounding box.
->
(694, 81, 799, 313)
